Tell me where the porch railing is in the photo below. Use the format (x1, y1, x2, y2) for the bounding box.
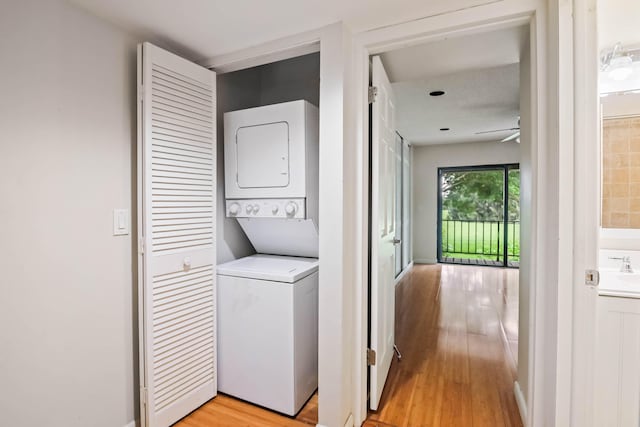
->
(441, 219, 520, 261)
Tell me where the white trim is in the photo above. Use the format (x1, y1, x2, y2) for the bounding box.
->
(351, 2, 552, 426)
(394, 261, 414, 286)
(514, 381, 528, 426)
(600, 228, 640, 240)
(568, 1, 600, 426)
(202, 29, 321, 73)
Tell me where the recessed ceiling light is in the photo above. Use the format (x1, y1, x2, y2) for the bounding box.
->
(429, 90, 445, 97)
(440, 127, 450, 131)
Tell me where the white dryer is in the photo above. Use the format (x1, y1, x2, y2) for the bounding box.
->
(224, 100, 319, 257)
(216, 254, 318, 415)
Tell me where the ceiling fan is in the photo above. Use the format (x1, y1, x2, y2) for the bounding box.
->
(475, 118, 521, 143)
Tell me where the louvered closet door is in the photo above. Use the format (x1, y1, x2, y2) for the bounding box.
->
(137, 42, 216, 427)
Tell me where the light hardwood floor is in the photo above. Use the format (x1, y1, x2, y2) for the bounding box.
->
(174, 392, 317, 427)
(174, 263, 520, 426)
(365, 264, 522, 427)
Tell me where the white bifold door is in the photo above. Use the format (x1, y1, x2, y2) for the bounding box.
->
(137, 42, 217, 427)
(369, 55, 397, 410)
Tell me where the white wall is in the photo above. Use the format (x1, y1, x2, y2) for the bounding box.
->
(597, 0, 640, 48)
(412, 141, 521, 263)
(517, 36, 532, 412)
(0, 1, 138, 426)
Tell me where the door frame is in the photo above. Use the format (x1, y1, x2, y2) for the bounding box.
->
(203, 23, 359, 427)
(197, 0, 599, 425)
(351, 2, 584, 426)
(436, 163, 520, 268)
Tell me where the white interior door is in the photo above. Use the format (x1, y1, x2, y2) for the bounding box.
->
(137, 42, 217, 427)
(369, 55, 397, 410)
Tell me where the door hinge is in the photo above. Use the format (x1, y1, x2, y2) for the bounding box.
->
(138, 85, 145, 101)
(368, 86, 378, 104)
(367, 348, 376, 366)
(585, 269, 599, 286)
(139, 237, 145, 255)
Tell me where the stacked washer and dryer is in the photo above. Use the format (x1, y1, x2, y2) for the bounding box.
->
(217, 100, 319, 416)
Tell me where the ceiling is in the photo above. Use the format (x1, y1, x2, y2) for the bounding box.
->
(68, 0, 495, 61)
(69, 0, 524, 147)
(392, 64, 520, 145)
(380, 25, 526, 83)
(379, 26, 526, 146)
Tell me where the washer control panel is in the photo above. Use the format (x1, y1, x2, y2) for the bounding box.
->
(226, 198, 306, 219)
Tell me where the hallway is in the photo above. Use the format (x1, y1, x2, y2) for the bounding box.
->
(365, 264, 521, 427)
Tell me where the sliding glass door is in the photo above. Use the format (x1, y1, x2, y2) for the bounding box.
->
(437, 164, 520, 268)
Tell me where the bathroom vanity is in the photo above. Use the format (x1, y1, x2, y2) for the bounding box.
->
(594, 252, 640, 427)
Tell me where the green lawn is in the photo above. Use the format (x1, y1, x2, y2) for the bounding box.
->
(441, 220, 520, 262)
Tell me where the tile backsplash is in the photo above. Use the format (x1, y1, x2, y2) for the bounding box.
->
(602, 116, 640, 228)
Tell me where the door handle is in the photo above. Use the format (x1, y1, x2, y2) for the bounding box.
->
(393, 239, 402, 245)
(183, 257, 192, 270)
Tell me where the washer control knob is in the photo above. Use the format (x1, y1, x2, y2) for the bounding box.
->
(246, 204, 253, 214)
(229, 202, 240, 216)
(272, 205, 279, 214)
(285, 202, 297, 216)
(253, 204, 260, 213)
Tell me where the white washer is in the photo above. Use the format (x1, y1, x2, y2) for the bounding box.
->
(216, 254, 318, 416)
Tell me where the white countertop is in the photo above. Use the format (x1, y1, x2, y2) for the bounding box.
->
(598, 268, 640, 299)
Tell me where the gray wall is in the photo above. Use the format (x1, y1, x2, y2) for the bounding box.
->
(0, 1, 138, 426)
(216, 53, 320, 263)
(258, 53, 320, 107)
(412, 140, 521, 263)
(0, 7, 318, 423)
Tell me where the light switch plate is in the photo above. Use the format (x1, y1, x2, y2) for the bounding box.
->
(113, 208, 129, 236)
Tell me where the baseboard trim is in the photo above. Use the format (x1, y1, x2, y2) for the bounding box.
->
(394, 261, 414, 286)
(514, 381, 527, 426)
(344, 413, 354, 427)
(413, 258, 437, 264)
(123, 421, 136, 427)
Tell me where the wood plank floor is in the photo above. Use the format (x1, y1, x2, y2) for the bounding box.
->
(173, 263, 519, 427)
(365, 264, 521, 427)
(174, 392, 317, 427)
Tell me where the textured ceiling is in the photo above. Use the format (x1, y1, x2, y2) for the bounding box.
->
(391, 64, 520, 145)
(379, 26, 525, 146)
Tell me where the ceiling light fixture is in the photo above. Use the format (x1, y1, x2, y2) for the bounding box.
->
(429, 90, 445, 97)
(608, 55, 634, 81)
(601, 43, 635, 81)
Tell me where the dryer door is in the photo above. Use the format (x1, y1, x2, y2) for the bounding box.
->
(236, 121, 290, 188)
